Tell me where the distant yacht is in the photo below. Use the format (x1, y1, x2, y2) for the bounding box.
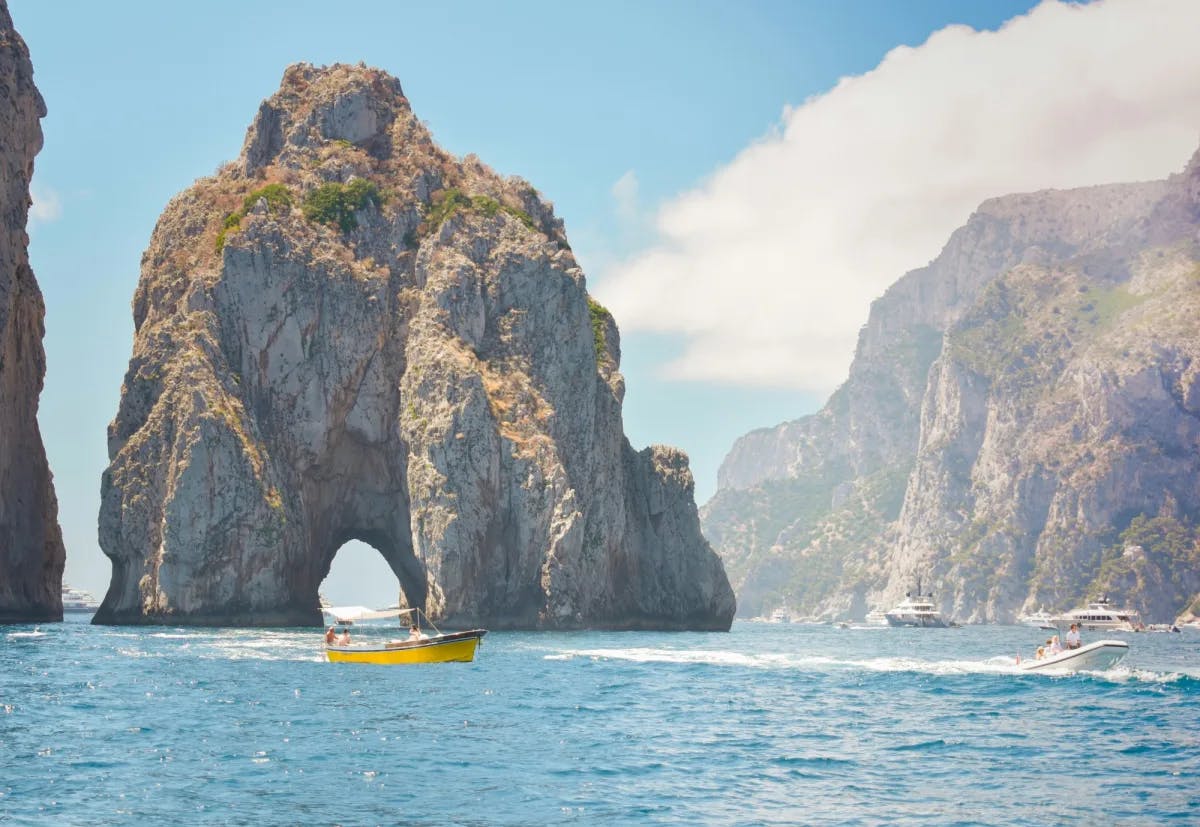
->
(864, 608, 888, 626)
(1055, 596, 1142, 632)
(769, 607, 792, 623)
(1017, 609, 1058, 630)
(61, 585, 99, 614)
(885, 580, 950, 628)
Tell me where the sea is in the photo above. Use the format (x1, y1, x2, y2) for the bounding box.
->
(2, 618, 1199, 826)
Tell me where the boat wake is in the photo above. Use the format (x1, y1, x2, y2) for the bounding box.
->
(5, 627, 45, 639)
(545, 646, 1178, 682)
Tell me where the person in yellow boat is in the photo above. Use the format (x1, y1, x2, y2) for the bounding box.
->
(408, 624, 427, 641)
(324, 626, 337, 645)
(338, 628, 351, 645)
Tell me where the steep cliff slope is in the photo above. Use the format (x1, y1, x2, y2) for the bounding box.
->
(97, 64, 734, 629)
(705, 148, 1200, 623)
(0, 1, 65, 623)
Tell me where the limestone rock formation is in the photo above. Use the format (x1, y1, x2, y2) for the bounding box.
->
(97, 63, 734, 629)
(705, 147, 1200, 623)
(0, 1, 65, 624)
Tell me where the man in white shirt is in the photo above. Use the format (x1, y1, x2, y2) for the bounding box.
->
(1065, 623, 1081, 649)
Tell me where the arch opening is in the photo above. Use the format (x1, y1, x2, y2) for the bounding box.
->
(319, 538, 423, 612)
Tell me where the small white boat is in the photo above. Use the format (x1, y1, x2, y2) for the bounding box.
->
(864, 608, 888, 626)
(769, 607, 792, 624)
(1018, 639, 1128, 673)
(1055, 596, 1141, 632)
(1017, 609, 1057, 630)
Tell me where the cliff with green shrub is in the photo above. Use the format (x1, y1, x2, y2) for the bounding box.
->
(97, 63, 734, 629)
(705, 145, 1200, 623)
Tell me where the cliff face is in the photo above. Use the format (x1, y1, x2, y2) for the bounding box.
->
(97, 64, 734, 629)
(0, 2, 65, 624)
(705, 149, 1200, 623)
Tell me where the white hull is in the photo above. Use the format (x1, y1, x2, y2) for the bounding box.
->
(1019, 640, 1128, 673)
(1018, 612, 1057, 630)
(885, 613, 949, 628)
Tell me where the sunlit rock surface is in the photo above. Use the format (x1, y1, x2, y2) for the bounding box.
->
(97, 64, 734, 629)
(706, 147, 1200, 624)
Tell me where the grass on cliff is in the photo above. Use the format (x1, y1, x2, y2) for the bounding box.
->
(215, 183, 295, 252)
(588, 297, 611, 363)
(412, 188, 536, 243)
(302, 179, 386, 233)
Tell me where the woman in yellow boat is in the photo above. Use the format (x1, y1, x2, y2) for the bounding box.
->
(408, 624, 427, 641)
(338, 628, 351, 645)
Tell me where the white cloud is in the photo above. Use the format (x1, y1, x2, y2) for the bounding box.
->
(611, 170, 640, 223)
(29, 181, 62, 227)
(597, 0, 1200, 393)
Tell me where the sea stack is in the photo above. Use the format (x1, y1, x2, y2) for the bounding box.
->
(97, 63, 734, 629)
(0, 1, 65, 623)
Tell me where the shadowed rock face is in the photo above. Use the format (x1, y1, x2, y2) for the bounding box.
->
(0, 1, 65, 624)
(97, 63, 734, 629)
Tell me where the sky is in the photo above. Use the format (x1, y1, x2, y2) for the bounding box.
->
(13, 0, 1200, 609)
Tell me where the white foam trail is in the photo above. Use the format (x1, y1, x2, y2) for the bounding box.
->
(547, 646, 1021, 675)
(6, 630, 46, 639)
(542, 646, 1196, 681)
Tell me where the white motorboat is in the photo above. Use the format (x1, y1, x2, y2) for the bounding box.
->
(1018, 639, 1128, 673)
(769, 607, 792, 623)
(61, 585, 99, 613)
(885, 582, 950, 628)
(1017, 609, 1057, 630)
(864, 608, 888, 626)
(1055, 596, 1141, 632)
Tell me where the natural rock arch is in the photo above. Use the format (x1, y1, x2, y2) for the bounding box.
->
(96, 63, 734, 629)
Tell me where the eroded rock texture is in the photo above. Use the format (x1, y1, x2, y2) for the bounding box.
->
(97, 64, 734, 629)
(0, 1, 64, 624)
(706, 147, 1200, 623)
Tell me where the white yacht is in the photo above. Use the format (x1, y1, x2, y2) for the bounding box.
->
(1055, 596, 1142, 632)
(885, 582, 950, 628)
(61, 585, 100, 613)
(864, 608, 888, 626)
(769, 607, 792, 624)
(1017, 609, 1058, 630)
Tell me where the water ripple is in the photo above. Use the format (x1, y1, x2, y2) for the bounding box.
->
(0, 619, 1197, 823)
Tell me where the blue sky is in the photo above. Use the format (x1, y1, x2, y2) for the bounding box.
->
(22, 0, 1194, 606)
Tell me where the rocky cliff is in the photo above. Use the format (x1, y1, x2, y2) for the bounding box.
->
(704, 148, 1200, 623)
(0, 1, 65, 624)
(96, 63, 734, 629)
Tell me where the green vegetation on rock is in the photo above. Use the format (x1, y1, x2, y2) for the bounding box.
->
(414, 188, 537, 243)
(587, 297, 610, 362)
(301, 179, 385, 233)
(215, 183, 295, 252)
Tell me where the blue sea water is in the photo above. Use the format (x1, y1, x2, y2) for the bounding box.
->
(2, 618, 1199, 825)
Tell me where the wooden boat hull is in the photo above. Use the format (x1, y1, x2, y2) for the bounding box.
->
(326, 629, 487, 664)
(1020, 639, 1128, 673)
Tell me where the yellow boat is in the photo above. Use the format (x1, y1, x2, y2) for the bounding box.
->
(326, 629, 487, 664)
(322, 605, 487, 665)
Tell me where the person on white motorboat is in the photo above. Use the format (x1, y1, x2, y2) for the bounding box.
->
(1065, 624, 1081, 650)
(1049, 635, 1063, 655)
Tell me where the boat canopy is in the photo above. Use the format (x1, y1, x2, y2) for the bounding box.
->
(322, 606, 415, 624)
